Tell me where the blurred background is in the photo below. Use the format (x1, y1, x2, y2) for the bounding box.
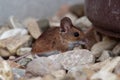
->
(0, 0, 84, 25)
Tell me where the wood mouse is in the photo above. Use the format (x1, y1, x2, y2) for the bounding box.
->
(31, 17, 85, 56)
(13, 17, 86, 61)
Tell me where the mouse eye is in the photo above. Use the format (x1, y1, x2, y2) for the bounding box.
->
(74, 32, 79, 37)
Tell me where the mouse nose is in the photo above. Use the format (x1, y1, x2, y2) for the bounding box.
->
(79, 39, 88, 45)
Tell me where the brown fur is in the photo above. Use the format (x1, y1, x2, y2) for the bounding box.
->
(32, 17, 85, 55)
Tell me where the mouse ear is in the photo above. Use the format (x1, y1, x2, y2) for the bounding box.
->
(60, 17, 73, 33)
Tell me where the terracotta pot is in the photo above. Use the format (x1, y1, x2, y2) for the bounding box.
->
(85, 0, 120, 38)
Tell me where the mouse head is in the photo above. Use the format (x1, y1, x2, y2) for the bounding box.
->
(60, 17, 85, 43)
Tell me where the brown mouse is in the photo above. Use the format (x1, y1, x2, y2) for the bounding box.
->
(31, 17, 85, 56)
(12, 17, 86, 61)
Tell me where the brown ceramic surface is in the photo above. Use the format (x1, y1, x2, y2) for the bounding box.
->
(85, 0, 120, 38)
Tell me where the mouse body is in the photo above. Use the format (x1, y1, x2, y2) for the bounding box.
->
(31, 17, 85, 56)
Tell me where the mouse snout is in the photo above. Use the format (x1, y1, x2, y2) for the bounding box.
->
(77, 38, 87, 45)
